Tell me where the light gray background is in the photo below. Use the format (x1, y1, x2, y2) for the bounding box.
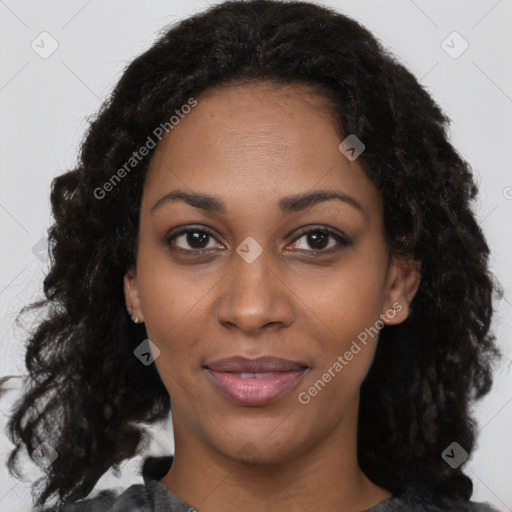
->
(1, 0, 511, 510)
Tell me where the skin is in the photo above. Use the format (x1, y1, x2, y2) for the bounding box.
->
(124, 81, 421, 512)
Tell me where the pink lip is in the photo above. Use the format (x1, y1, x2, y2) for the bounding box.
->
(204, 356, 308, 406)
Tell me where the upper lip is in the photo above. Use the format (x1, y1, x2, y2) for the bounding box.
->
(204, 355, 307, 373)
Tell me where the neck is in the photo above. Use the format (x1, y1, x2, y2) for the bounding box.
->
(159, 399, 392, 512)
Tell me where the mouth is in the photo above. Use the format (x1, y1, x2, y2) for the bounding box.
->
(203, 355, 308, 406)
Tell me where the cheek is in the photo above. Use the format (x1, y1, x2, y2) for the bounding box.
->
(291, 257, 386, 344)
(137, 271, 206, 403)
(134, 249, 214, 370)
(290, 256, 386, 396)
(295, 302, 379, 417)
(135, 230, 214, 327)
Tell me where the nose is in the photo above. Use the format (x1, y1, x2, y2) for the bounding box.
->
(216, 248, 294, 334)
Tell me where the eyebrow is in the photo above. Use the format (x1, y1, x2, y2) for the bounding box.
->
(150, 189, 364, 216)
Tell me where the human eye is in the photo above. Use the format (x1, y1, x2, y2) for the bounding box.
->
(286, 226, 353, 254)
(165, 226, 224, 254)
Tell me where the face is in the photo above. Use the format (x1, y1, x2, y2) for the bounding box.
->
(124, 82, 420, 466)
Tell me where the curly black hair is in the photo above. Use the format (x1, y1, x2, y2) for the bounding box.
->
(4, 0, 502, 508)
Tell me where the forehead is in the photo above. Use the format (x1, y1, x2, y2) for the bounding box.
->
(143, 82, 381, 219)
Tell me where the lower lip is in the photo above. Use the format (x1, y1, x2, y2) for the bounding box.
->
(205, 368, 306, 406)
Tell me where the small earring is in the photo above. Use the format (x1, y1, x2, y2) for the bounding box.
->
(128, 305, 140, 323)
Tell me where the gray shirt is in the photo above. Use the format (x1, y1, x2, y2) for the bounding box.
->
(35, 456, 502, 511)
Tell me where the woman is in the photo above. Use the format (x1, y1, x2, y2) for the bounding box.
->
(4, 1, 502, 510)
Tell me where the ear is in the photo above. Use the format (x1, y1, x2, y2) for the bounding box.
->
(381, 256, 421, 326)
(123, 265, 145, 323)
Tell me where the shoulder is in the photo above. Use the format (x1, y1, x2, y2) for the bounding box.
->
(32, 455, 177, 512)
(33, 484, 152, 512)
(371, 492, 502, 511)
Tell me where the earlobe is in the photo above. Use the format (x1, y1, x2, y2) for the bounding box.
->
(123, 266, 145, 324)
(382, 257, 421, 326)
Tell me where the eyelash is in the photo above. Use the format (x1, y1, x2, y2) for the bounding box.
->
(165, 225, 352, 256)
